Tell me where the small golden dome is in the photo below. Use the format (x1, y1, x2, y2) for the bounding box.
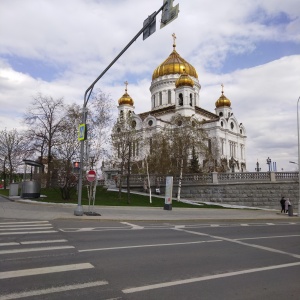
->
(175, 70, 194, 88)
(118, 81, 134, 106)
(215, 92, 231, 108)
(152, 43, 198, 80)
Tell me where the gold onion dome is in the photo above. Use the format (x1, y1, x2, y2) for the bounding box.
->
(152, 34, 198, 80)
(118, 81, 134, 106)
(215, 85, 231, 108)
(175, 69, 194, 88)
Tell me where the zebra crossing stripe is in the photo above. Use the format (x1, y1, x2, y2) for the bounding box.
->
(0, 263, 94, 279)
(0, 280, 108, 300)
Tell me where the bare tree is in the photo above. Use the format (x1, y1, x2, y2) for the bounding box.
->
(111, 114, 137, 203)
(52, 104, 81, 200)
(0, 128, 29, 187)
(24, 93, 65, 187)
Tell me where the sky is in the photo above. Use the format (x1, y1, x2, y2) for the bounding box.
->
(0, 0, 300, 172)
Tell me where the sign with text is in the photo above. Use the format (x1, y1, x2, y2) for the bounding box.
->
(164, 176, 173, 210)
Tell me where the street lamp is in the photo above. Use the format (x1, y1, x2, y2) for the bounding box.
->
(74, 1, 180, 216)
(297, 96, 300, 217)
(266, 157, 271, 172)
(255, 161, 261, 172)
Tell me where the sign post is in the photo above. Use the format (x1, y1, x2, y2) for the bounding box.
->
(85, 170, 100, 216)
(164, 176, 173, 210)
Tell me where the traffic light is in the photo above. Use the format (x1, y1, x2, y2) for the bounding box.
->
(160, 0, 179, 29)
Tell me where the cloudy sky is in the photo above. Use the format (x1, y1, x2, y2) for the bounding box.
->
(1, 0, 300, 172)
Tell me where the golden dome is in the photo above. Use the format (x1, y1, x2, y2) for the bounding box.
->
(175, 70, 194, 88)
(152, 46, 198, 80)
(215, 85, 231, 108)
(118, 81, 134, 106)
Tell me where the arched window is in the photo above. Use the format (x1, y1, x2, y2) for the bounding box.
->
(219, 112, 223, 117)
(159, 92, 162, 105)
(120, 110, 124, 119)
(179, 93, 183, 106)
(153, 95, 155, 108)
(168, 90, 171, 104)
(190, 93, 193, 106)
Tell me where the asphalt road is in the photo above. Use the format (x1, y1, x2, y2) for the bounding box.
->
(1, 218, 300, 299)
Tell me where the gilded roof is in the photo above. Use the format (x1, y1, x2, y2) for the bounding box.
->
(152, 49, 198, 80)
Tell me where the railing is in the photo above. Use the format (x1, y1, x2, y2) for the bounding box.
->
(123, 171, 299, 186)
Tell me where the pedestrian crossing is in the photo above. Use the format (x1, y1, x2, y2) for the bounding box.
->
(0, 220, 120, 300)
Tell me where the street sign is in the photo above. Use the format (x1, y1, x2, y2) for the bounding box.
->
(160, 0, 179, 29)
(78, 123, 87, 141)
(143, 12, 156, 40)
(86, 169, 97, 182)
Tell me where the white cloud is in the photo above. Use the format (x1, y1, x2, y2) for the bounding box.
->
(0, 0, 299, 172)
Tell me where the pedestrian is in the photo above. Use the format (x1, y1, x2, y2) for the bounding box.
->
(285, 198, 291, 214)
(280, 196, 286, 213)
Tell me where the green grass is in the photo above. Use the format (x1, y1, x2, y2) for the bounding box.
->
(0, 186, 226, 209)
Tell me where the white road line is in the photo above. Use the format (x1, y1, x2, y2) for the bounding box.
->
(175, 228, 300, 259)
(0, 230, 57, 236)
(120, 222, 144, 230)
(0, 224, 51, 228)
(266, 223, 275, 225)
(0, 221, 49, 225)
(236, 234, 300, 241)
(240, 224, 249, 226)
(0, 227, 53, 231)
(0, 240, 67, 247)
(0, 243, 19, 247)
(79, 240, 221, 253)
(0, 280, 108, 300)
(21, 239, 68, 245)
(0, 245, 74, 255)
(122, 261, 300, 294)
(0, 263, 94, 279)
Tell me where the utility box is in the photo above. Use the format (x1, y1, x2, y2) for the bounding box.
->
(9, 183, 20, 197)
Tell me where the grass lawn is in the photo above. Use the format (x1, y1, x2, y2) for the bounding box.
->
(0, 186, 226, 209)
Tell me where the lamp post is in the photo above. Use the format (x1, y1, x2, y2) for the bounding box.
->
(266, 157, 271, 172)
(297, 96, 300, 217)
(255, 161, 261, 172)
(74, 1, 179, 216)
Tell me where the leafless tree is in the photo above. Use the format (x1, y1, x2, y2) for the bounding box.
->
(0, 128, 30, 187)
(23, 93, 65, 187)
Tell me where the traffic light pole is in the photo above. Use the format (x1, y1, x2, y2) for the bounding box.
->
(74, 1, 169, 216)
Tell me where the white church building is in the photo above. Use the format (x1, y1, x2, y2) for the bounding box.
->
(110, 35, 247, 176)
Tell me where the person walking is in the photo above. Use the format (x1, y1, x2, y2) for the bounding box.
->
(280, 196, 286, 213)
(285, 198, 291, 214)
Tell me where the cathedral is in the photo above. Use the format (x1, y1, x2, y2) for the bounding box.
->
(110, 35, 247, 177)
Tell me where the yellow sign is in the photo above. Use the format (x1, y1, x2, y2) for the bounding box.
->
(78, 124, 86, 141)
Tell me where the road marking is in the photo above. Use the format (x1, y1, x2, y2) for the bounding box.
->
(0, 280, 108, 300)
(240, 224, 249, 226)
(175, 228, 300, 259)
(120, 222, 144, 230)
(266, 223, 275, 225)
(122, 261, 300, 294)
(79, 240, 221, 253)
(0, 240, 67, 247)
(0, 263, 94, 279)
(0, 224, 51, 228)
(0, 230, 57, 236)
(237, 234, 300, 241)
(0, 227, 53, 231)
(0, 245, 74, 255)
(0, 221, 49, 225)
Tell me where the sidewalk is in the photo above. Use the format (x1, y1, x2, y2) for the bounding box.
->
(0, 195, 297, 222)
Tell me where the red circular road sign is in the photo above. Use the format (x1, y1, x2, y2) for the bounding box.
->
(86, 169, 97, 182)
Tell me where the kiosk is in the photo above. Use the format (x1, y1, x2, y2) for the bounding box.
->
(21, 159, 43, 198)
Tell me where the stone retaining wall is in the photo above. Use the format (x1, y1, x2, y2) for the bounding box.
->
(179, 181, 298, 210)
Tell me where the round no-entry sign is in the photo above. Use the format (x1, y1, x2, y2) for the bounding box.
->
(86, 169, 97, 182)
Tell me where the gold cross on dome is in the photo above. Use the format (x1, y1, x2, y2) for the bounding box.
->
(172, 33, 176, 49)
(221, 83, 224, 94)
(124, 81, 128, 92)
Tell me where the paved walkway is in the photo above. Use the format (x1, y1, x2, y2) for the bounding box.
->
(0, 195, 298, 222)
